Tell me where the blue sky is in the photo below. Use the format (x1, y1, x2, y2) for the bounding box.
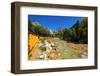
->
(28, 15, 83, 32)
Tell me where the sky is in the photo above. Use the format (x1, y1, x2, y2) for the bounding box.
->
(28, 15, 83, 32)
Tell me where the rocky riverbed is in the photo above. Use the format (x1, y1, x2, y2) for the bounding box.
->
(30, 37, 88, 60)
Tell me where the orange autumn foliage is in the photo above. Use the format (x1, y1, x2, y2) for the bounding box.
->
(28, 33, 39, 60)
